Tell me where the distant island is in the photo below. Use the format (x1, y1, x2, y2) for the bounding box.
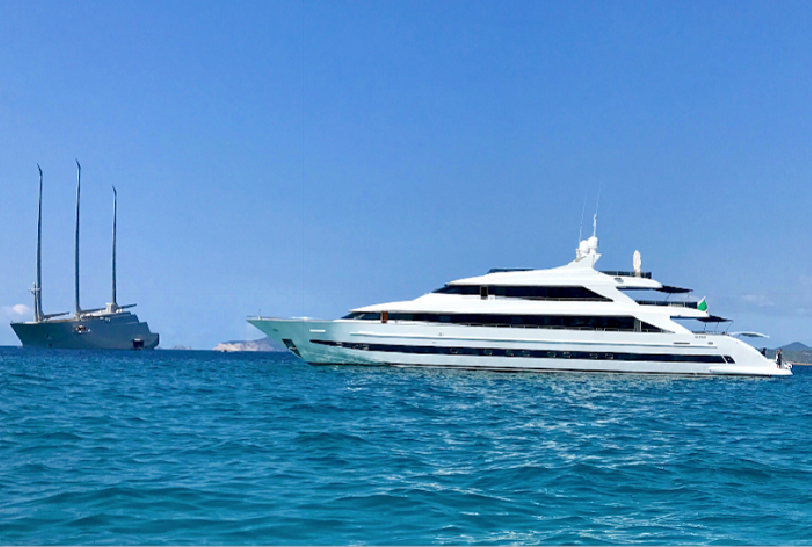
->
(773, 342, 812, 364)
(213, 337, 284, 352)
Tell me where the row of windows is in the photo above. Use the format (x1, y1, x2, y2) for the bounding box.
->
(433, 284, 609, 301)
(311, 339, 733, 364)
(635, 300, 699, 309)
(601, 270, 653, 279)
(341, 312, 664, 332)
(342, 312, 383, 321)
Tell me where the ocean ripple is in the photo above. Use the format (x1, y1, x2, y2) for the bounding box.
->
(1, 348, 812, 544)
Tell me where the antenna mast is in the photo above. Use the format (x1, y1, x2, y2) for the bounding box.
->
(111, 186, 117, 308)
(578, 194, 586, 244)
(593, 185, 601, 238)
(32, 165, 44, 322)
(74, 159, 81, 317)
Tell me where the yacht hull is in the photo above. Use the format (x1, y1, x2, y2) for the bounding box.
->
(249, 318, 790, 377)
(11, 312, 159, 350)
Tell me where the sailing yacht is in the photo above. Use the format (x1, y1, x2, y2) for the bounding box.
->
(249, 232, 791, 376)
(10, 163, 159, 350)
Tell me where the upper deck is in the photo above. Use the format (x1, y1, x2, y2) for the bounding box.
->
(348, 236, 714, 333)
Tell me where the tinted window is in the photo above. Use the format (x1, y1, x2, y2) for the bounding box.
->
(434, 284, 609, 301)
(341, 312, 382, 321)
(433, 285, 480, 295)
(385, 312, 663, 332)
(311, 339, 730, 364)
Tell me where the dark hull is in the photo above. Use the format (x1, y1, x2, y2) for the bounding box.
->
(11, 312, 159, 350)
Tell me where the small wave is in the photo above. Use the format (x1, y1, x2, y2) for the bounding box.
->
(68, 513, 116, 527)
(38, 431, 83, 441)
(293, 431, 372, 447)
(332, 492, 415, 510)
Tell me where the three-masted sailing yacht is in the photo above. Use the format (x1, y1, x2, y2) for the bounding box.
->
(11, 163, 159, 350)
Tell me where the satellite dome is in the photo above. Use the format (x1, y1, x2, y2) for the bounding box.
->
(579, 240, 589, 254)
(587, 236, 598, 251)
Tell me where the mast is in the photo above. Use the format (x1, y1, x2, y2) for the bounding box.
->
(111, 186, 117, 308)
(74, 159, 81, 317)
(31, 165, 44, 323)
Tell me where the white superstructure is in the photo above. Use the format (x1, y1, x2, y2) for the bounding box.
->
(249, 236, 790, 376)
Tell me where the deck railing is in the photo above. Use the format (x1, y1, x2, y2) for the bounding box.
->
(636, 300, 699, 309)
(601, 270, 653, 279)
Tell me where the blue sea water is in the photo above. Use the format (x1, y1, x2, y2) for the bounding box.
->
(1, 347, 812, 545)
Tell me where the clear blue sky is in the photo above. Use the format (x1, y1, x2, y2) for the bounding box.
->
(1, 1, 810, 349)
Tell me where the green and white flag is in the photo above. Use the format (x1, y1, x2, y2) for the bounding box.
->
(697, 297, 707, 312)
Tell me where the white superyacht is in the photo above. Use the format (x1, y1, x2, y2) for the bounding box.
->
(249, 232, 790, 377)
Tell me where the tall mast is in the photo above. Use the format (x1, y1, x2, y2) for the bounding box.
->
(74, 159, 81, 317)
(111, 186, 117, 308)
(32, 165, 44, 322)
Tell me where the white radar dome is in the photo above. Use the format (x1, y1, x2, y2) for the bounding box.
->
(587, 236, 598, 251)
(579, 240, 589, 254)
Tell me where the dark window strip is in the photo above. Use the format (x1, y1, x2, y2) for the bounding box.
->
(636, 300, 699, 309)
(341, 312, 383, 321)
(433, 284, 610, 301)
(311, 339, 733, 364)
(601, 270, 653, 279)
(341, 312, 663, 333)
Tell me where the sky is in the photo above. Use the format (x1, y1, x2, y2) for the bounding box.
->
(0, 0, 810, 349)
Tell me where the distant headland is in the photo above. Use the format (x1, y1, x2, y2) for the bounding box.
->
(213, 337, 284, 352)
(771, 343, 812, 364)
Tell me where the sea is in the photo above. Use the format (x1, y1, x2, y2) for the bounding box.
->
(1, 347, 812, 545)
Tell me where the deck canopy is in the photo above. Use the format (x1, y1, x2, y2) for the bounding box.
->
(697, 315, 730, 323)
(619, 284, 693, 293)
(487, 268, 534, 274)
(657, 285, 692, 294)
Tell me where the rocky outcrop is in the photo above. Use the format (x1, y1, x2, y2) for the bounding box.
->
(213, 337, 282, 352)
